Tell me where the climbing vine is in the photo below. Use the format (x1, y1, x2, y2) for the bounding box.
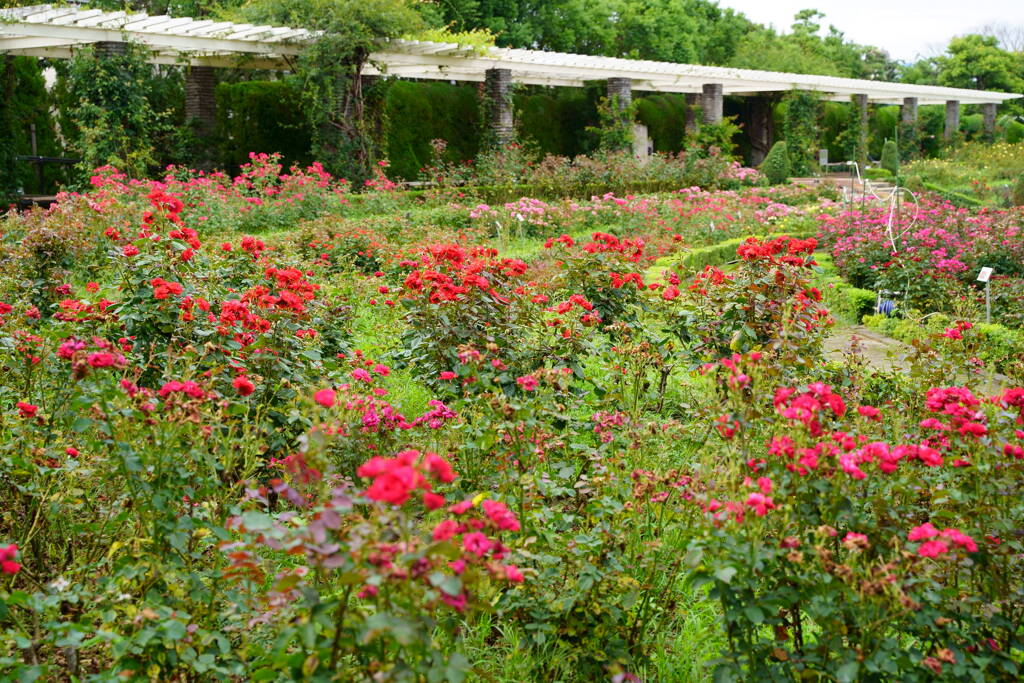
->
(687, 116, 743, 159)
(782, 89, 820, 176)
(589, 94, 637, 152)
(240, 0, 427, 184)
(58, 42, 172, 180)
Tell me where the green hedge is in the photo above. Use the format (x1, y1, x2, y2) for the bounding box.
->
(820, 277, 876, 322)
(384, 80, 481, 179)
(921, 181, 984, 207)
(864, 168, 893, 181)
(215, 79, 312, 171)
(634, 95, 688, 153)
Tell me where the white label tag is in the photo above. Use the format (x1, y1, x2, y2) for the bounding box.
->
(977, 267, 993, 283)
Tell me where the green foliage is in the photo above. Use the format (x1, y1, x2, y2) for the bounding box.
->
(760, 141, 790, 185)
(880, 139, 900, 176)
(215, 79, 313, 171)
(1013, 174, 1024, 206)
(864, 167, 893, 181)
(239, 0, 427, 182)
(589, 95, 637, 152)
(58, 43, 173, 180)
(383, 80, 481, 179)
(782, 90, 820, 176)
(634, 95, 687, 153)
(935, 34, 1024, 93)
(430, 0, 757, 66)
(0, 57, 62, 200)
(0, 57, 18, 203)
(863, 313, 1024, 374)
(688, 116, 742, 159)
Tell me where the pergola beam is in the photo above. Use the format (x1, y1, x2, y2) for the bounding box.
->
(1, 4, 1019, 106)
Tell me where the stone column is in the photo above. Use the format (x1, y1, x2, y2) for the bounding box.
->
(185, 66, 217, 138)
(944, 100, 960, 141)
(701, 83, 723, 125)
(484, 67, 514, 146)
(684, 93, 699, 135)
(606, 77, 633, 119)
(981, 102, 997, 140)
(853, 93, 868, 168)
(901, 97, 918, 127)
(900, 96, 919, 160)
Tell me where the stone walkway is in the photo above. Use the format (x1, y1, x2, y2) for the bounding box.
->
(823, 324, 907, 372)
(823, 324, 1009, 392)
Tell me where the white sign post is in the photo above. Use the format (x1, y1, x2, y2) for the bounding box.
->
(978, 267, 993, 324)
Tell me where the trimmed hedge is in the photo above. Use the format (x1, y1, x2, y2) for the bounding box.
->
(821, 277, 877, 322)
(384, 80, 481, 179)
(880, 139, 899, 176)
(864, 168, 893, 181)
(215, 79, 312, 171)
(760, 141, 790, 185)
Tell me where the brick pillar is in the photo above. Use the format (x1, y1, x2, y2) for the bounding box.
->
(944, 100, 960, 141)
(853, 93, 868, 168)
(93, 41, 126, 58)
(606, 77, 633, 120)
(684, 93, 699, 135)
(981, 102, 997, 140)
(185, 66, 217, 138)
(701, 83, 723, 124)
(484, 67, 514, 146)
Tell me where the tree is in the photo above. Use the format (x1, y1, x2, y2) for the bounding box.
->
(238, 0, 426, 182)
(934, 35, 1024, 92)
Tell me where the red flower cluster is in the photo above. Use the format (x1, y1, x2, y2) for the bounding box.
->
(736, 235, 817, 265)
(0, 544, 20, 574)
(151, 278, 184, 300)
(580, 232, 646, 262)
(357, 449, 456, 507)
(158, 380, 206, 400)
(16, 402, 38, 419)
(774, 382, 846, 437)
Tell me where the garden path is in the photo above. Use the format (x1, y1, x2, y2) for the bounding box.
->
(823, 324, 908, 371)
(824, 324, 1009, 392)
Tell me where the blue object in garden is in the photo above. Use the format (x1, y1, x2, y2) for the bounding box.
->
(878, 299, 897, 316)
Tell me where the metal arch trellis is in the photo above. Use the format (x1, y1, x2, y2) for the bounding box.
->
(841, 161, 921, 315)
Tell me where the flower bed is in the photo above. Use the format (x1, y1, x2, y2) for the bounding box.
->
(1, 162, 1022, 681)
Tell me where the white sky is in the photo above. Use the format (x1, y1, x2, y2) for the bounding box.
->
(718, 0, 1024, 62)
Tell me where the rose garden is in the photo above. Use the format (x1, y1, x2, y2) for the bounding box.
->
(2, 2, 1024, 681)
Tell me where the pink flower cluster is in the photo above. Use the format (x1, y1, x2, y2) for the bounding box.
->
(907, 523, 978, 558)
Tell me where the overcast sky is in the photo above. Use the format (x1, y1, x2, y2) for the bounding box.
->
(718, 0, 1024, 62)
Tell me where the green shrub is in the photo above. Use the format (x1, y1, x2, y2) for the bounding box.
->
(821, 278, 876, 322)
(880, 139, 899, 176)
(864, 168, 893, 181)
(760, 141, 790, 185)
(1012, 174, 1024, 206)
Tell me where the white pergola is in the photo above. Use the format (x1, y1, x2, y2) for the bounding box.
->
(2, 4, 1020, 106)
